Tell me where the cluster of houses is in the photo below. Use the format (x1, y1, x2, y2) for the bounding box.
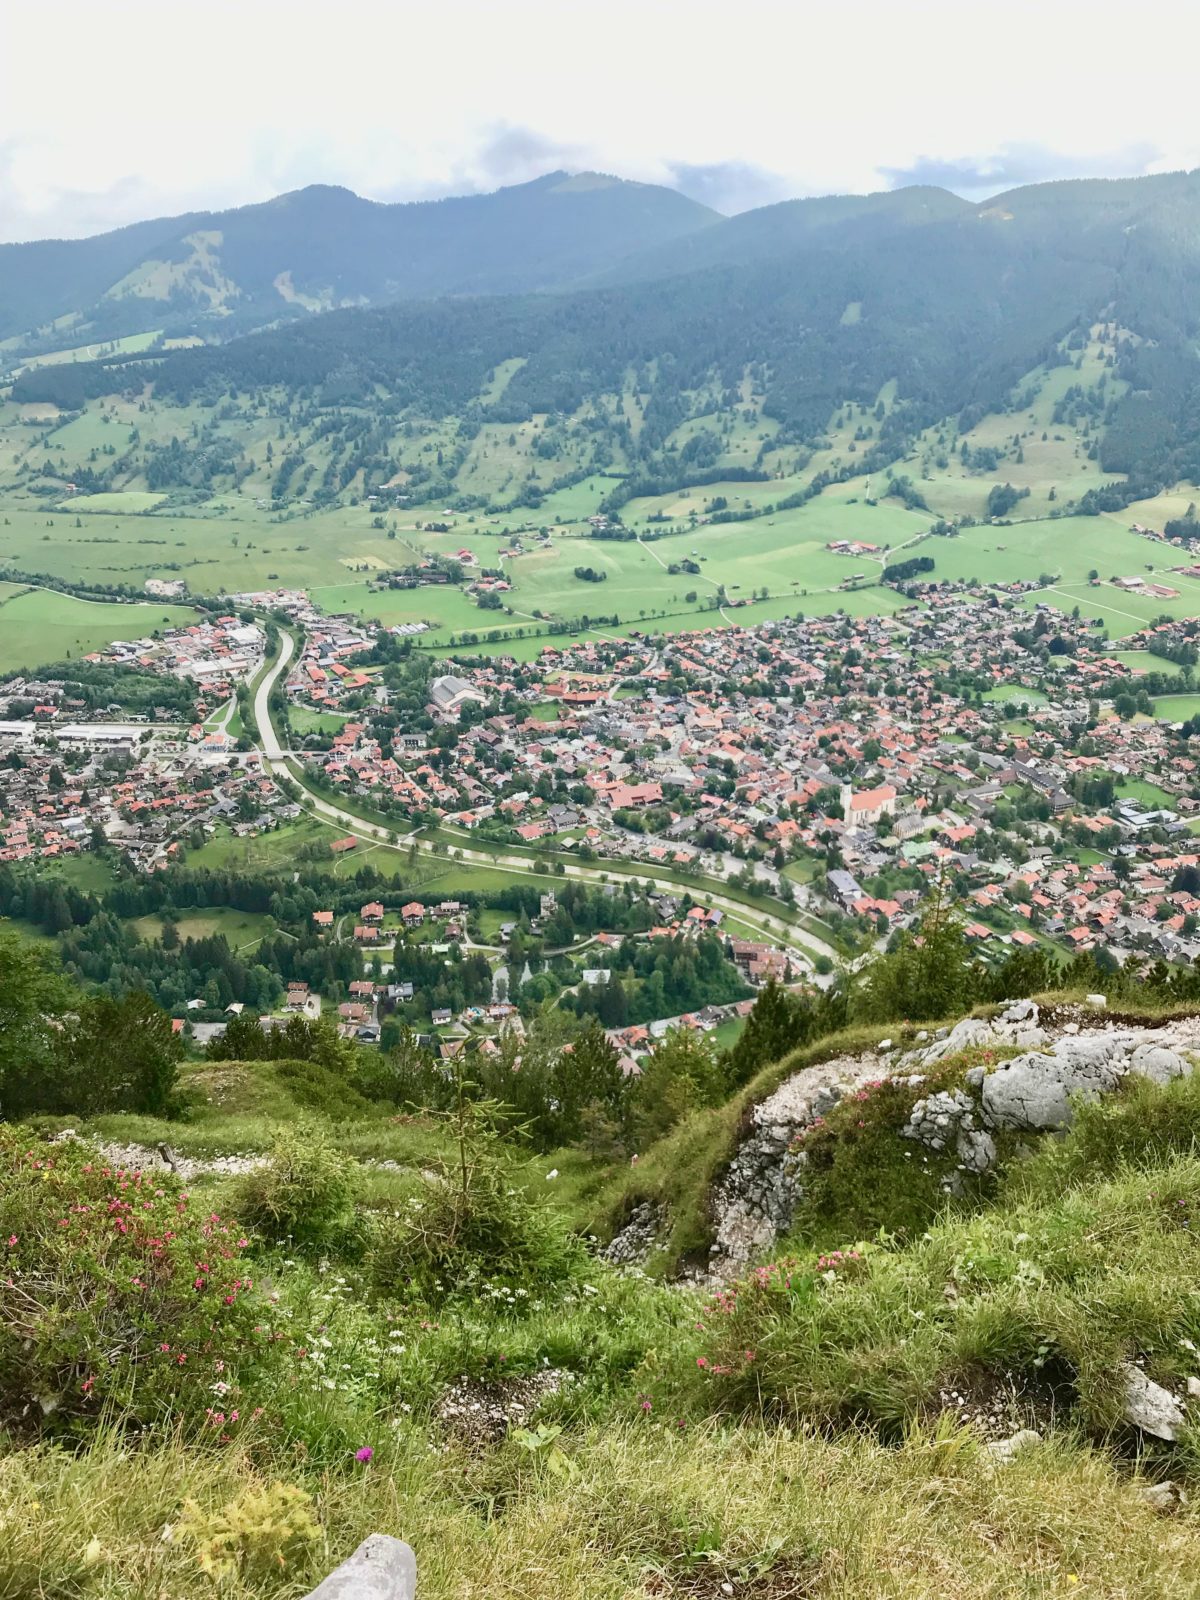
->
(279, 588, 1200, 975)
(87, 613, 264, 690)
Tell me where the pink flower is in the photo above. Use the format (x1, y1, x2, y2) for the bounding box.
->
(355, 1446, 374, 1463)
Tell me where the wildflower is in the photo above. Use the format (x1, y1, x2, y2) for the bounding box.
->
(355, 1446, 374, 1463)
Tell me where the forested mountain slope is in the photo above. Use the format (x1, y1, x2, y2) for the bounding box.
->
(13, 169, 1200, 515)
(0, 172, 718, 347)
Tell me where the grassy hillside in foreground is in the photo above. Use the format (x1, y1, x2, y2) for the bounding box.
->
(7, 995, 1200, 1596)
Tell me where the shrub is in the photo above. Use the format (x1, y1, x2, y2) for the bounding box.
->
(238, 1121, 355, 1249)
(369, 1111, 586, 1307)
(178, 1481, 320, 1586)
(790, 1056, 998, 1244)
(0, 1129, 272, 1435)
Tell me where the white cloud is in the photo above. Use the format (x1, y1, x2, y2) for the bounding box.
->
(1, 0, 1199, 239)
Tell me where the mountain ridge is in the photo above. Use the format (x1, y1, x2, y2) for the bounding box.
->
(0, 170, 721, 349)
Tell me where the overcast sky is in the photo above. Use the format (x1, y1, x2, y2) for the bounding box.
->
(2, 0, 1199, 242)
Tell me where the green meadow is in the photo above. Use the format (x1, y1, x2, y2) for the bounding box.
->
(1151, 694, 1200, 721)
(0, 327, 1195, 670)
(131, 906, 277, 949)
(0, 584, 193, 673)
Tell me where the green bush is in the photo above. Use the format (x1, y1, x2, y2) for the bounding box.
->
(237, 1121, 355, 1249)
(369, 1118, 586, 1307)
(0, 1128, 273, 1435)
(791, 1054, 999, 1244)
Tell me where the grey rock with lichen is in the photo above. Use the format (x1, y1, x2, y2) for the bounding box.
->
(1127, 1043, 1188, 1086)
(303, 1535, 416, 1600)
(980, 1045, 1124, 1131)
(1122, 1365, 1186, 1441)
(903, 1086, 997, 1176)
(602, 1202, 664, 1266)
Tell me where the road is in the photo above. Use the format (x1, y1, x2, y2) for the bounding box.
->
(255, 628, 294, 761)
(250, 624, 839, 971)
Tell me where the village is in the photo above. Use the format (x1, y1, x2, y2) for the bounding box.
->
(273, 585, 1200, 980)
(0, 612, 286, 871)
(3, 578, 1200, 1054)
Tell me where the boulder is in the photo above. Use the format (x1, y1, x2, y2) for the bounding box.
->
(999, 999, 1038, 1025)
(986, 1428, 1041, 1464)
(920, 1015, 994, 1062)
(946, 1016, 994, 1050)
(1122, 1365, 1186, 1442)
(1140, 1481, 1185, 1512)
(981, 1042, 1124, 1131)
(1127, 1044, 1189, 1086)
(304, 1535, 416, 1600)
(1085, 993, 1107, 1009)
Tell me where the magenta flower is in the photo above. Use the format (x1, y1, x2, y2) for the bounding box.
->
(355, 1446, 374, 1463)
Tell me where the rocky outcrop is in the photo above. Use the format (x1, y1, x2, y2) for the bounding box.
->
(704, 1002, 1199, 1277)
(707, 1049, 888, 1274)
(602, 1202, 665, 1267)
(979, 1027, 1194, 1133)
(902, 1086, 996, 1176)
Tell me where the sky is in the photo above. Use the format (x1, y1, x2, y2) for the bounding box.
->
(2, 0, 1200, 242)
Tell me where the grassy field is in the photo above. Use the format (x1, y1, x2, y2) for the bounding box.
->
(1115, 777, 1178, 808)
(0, 584, 193, 672)
(132, 906, 276, 949)
(289, 705, 348, 735)
(46, 852, 121, 895)
(1151, 694, 1200, 721)
(982, 684, 1049, 705)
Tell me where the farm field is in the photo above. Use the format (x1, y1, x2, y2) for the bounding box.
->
(0, 584, 193, 672)
(929, 516, 1138, 587)
(3, 331, 1200, 672)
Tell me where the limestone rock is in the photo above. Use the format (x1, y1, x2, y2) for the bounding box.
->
(986, 1428, 1041, 1463)
(1140, 1481, 1185, 1512)
(304, 1535, 416, 1600)
(981, 1041, 1124, 1131)
(1127, 1044, 1189, 1086)
(921, 1016, 993, 1062)
(1122, 1365, 1186, 1441)
(602, 1202, 663, 1267)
